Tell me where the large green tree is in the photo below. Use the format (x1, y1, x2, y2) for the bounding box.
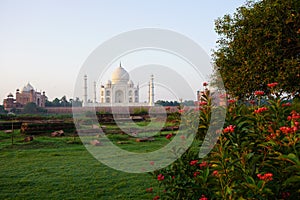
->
(213, 0, 300, 99)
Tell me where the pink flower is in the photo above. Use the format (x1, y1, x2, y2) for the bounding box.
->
(254, 107, 268, 114)
(190, 160, 198, 166)
(166, 134, 173, 140)
(180, 135, 186, 140)
(157, 174, 164, 181)
(150, 161, 155, 166)
(267, 82, 278, 88)
(199, 195, 208, 200)
(203, 82, 208, 87)
(254, 91, 264, 96)
(223, 125, 235, 133)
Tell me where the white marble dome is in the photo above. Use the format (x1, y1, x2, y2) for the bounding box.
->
(111, 65, 129, 84)
(22, 83, 34, 92)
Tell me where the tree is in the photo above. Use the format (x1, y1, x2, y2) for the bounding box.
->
(23, 102, 38, 113)
(213, 0, 300, 99)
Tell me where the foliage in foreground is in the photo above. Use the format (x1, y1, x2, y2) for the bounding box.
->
(151, 91, 300, 199)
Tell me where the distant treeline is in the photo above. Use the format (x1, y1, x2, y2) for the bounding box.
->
(45, 96, 82, 107)
(155, 100, 195, 106)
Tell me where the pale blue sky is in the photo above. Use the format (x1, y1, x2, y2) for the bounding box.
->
(0, 0, 246, 102)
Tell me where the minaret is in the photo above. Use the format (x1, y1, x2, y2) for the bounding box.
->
(93, 81, 97, 103)
(149, 74, 154, 106)
(83, 74, 88, 106)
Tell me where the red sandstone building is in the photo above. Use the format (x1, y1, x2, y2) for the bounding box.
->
(3, 83, 47, 111)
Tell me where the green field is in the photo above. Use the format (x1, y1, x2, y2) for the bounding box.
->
(0, 130, 171, 200)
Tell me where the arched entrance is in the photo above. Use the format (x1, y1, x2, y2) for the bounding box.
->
(115, 90, 124, 103)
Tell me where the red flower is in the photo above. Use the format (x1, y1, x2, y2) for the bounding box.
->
(281, 102, 291, 107)
(157, 174, 164, 181)
(223, 125, 235, 133)
(267, 82, 278, 88)
(203, 82, 208, 87)
(150, 161, 155, 166)
(254, 107, 268, 114)
(199, 161, 208, 168)
(194, 171, 201, 177)
(281, 192, 290, 199)
(180, 135, 186, 140)
(178, 109, 184, 114)
(249, 100, 256, 105)
(228, 99, 236, 104)
(199, 194, 208, 200)
(153, 196, 160, 200)
(257, 173, 273, 181)
(199, 101, 207, 106)
(190, 160, 198, 166)
(146, 187, 153, 193)
(166, 134, 173, 140)
(279, 126, 294, 134)
(254, 91, 264, 96)
(212, 170, 219, 176)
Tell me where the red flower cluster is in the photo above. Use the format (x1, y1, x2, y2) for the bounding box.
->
(190, 160, 198, 166)
(194, 171, 201, 177)
(280, 126, 294, 134)
(199, 161, 208, 168)
(223, 125, 235, 133)
(203, 82, 208, 87)
(267, 82, 278, 88)
(290, 110, 300, 120)
(165, 134, 173, 140)
(257, 173, 273, 181)
(281, 102, 291, 107)
(157, 174, 164, 181)
(254, 90, 264, 96)
(153, 196, 160, 200)
(146, 187, 153, 193)
(199, 194, 208, 200)
(199, 101, 207, 106)
(254, 107, 268, 114)
(228, 99, 236, 104)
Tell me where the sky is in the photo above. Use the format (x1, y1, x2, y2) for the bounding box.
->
(0, 0, 246, 102)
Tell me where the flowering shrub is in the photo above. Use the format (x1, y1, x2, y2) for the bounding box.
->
(150, 90, 300, 199)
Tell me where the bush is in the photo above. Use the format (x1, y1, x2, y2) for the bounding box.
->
(150, 91, 300, 199)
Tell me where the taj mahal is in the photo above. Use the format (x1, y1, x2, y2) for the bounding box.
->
(83, 64, 154, 107)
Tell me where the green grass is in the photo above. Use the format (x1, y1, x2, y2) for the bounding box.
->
(0, 130, 162, 200)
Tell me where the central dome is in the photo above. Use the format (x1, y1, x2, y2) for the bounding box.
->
(111, 65, 129, 84)
(22, 83, 34, 92)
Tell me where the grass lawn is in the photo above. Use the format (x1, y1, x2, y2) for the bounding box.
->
(0, 130, 168, 200)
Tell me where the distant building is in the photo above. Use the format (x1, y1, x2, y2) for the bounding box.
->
(3, 83, 47, 111)
(83, 63, 155, 107)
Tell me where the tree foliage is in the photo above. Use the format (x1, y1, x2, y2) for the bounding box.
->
(213, 0, 300, 99)
(45, 96, 82, 107)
